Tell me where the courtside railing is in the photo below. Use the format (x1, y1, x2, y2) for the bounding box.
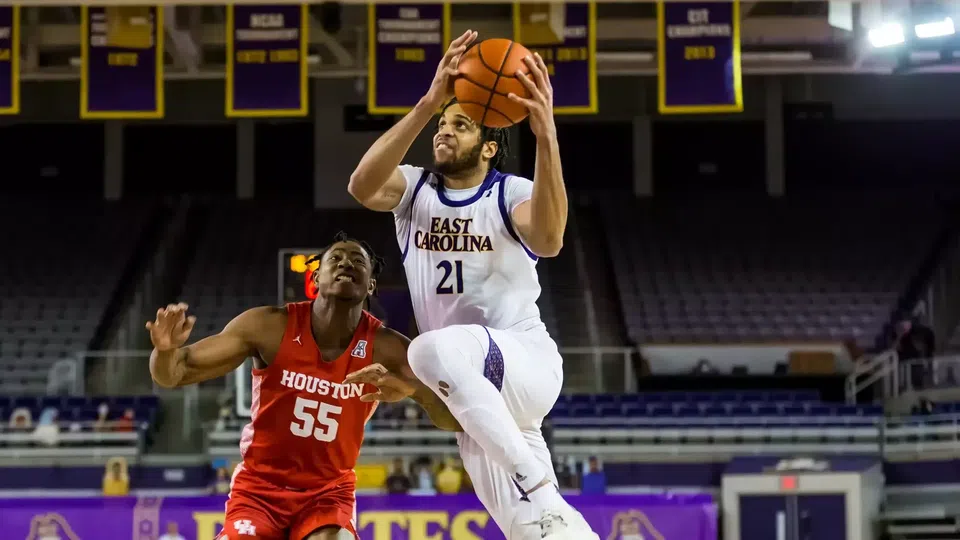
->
(899, 354, 960, 392)
(845, 349, 900, 404)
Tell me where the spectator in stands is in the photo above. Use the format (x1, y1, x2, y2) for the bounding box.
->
(404, 401, 421, 426)
(897, 319, 936, 389)
(212, 467, 230, 494)
(913, 397, 935, 416)
(385, 458, 412, 494)
(115, 408, 135, 432)
(580, 456, 607, 495)
(555, 459, 576, 490)
(214, 404, 233, 432)
(435, 458, 464, 495)
(412, 458, 436, 494)
(102, 457, 129, 496)
(33, 406, 59, 447)
(94, 402, 110, 432)
(158, 522, 186, 540)
(692, 358, 718, 375)
(8, 407, 32, 432)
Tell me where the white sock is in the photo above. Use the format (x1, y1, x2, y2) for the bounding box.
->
(408, 328, 554, 496)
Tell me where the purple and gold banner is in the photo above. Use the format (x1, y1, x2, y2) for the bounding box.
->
(513, 2, 597, 115)
(81, 5, 164, 119)
(226, 5, 308, 117)
(2, 493, 717, 540)
(657, 1, 743, 114)
(368, 4, 450, 115)
(0, 6, 19, 115)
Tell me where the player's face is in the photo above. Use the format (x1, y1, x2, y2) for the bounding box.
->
(433, 104, 497, 175)
(314, 241, 376, 302)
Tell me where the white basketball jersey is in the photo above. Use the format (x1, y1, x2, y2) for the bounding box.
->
(391, 164, 545, 333)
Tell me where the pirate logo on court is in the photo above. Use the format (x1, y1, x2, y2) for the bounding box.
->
(607, 510, 665, 540)
(25, 512, 81, 540)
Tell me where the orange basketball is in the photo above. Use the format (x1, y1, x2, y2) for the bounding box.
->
(454, 38, 533, 129)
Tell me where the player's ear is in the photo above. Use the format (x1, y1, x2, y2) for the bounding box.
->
(482, 140, 498, 161)
(367, 278, 377, 296)
(311, 269, 320, 286)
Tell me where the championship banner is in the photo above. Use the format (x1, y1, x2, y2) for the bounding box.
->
(367, 4, 450, 115)
(80, 6, 164, 119)
(0, 6, 19, 115)
(3, 493, 718, 540)
(226, 4, 308, 117)
(513, 2, 597, 115)
(657, 1, 743, 114)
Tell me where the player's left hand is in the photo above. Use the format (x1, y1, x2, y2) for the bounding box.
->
(508, 53, 557, 140)
(344, 364, 417, 403)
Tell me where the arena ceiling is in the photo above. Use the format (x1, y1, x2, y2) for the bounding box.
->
(9, 3, 922, 78)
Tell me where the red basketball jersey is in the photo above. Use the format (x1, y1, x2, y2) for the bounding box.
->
(238, 301, 381, 491)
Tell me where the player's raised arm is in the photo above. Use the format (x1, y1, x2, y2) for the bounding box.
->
(507, 53, 567, 258)
(147, 304, 266, 388)
(347, 30, 477, 212)
(345, 327, 462, 432)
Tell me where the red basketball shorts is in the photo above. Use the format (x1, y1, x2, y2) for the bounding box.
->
(216, 466, 358, 540)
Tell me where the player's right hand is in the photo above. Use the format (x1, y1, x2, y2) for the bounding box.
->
(146, 303, 196, 352)
(344, 364, 417, 403)
(423, 29, 478, 110)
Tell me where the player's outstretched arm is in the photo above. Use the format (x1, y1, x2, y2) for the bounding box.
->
(349, 327, 462, 432)
(507, 53, 567, 258)
(348, 30, 477, 212)
(147, 304, 267, 388)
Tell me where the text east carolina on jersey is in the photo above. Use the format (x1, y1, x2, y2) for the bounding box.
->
(391, 165, 547, 334)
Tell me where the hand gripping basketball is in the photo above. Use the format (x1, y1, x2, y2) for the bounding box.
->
(344, 364, 417, 403)
(507, 52, 556, 138)
(423, 30, 478, 111)
(146, 303, 196, 352)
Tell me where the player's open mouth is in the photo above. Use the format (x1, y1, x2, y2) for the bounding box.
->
(436, 142, 453, 151)
(335, 275, 355, 283)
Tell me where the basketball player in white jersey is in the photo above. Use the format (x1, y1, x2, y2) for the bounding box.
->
(346, 30, 599, 540)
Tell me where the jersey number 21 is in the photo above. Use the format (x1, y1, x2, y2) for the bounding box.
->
(436, 260, 464, 294)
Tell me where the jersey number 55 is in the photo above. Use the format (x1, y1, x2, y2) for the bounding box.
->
(290, 397, 342, 442)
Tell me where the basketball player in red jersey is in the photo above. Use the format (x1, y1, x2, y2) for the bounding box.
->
(147, 233, 458, 540)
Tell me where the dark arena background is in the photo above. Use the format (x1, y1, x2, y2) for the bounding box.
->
(4, 1, 960, 539)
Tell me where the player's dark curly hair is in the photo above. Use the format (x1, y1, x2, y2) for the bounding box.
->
(306, 231, 385, 300)
(442, 98, 511, 171)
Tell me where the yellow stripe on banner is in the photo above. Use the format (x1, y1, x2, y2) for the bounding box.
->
(0, 5, 20, 115)
(512, 2, 597, 115)
(367, 3, 451, 115)
(657, 0, 743, 115)
(80, 5, 164, 119)
(225, 4, 309, 118)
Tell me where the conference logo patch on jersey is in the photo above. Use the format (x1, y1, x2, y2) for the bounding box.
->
(351, 340, 368, 358)
(280, 370, 365, 400)
(415, 217, 494, 253)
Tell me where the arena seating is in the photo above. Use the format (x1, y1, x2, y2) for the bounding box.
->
(602, 195, 944, 346)
(0, 395, 158, 458)
(0, 198, 155, 394)
(548, 390, 882, 426)
(208, 388, 894, 461)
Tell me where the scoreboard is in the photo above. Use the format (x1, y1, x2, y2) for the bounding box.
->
(277, 248, 323, 304)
